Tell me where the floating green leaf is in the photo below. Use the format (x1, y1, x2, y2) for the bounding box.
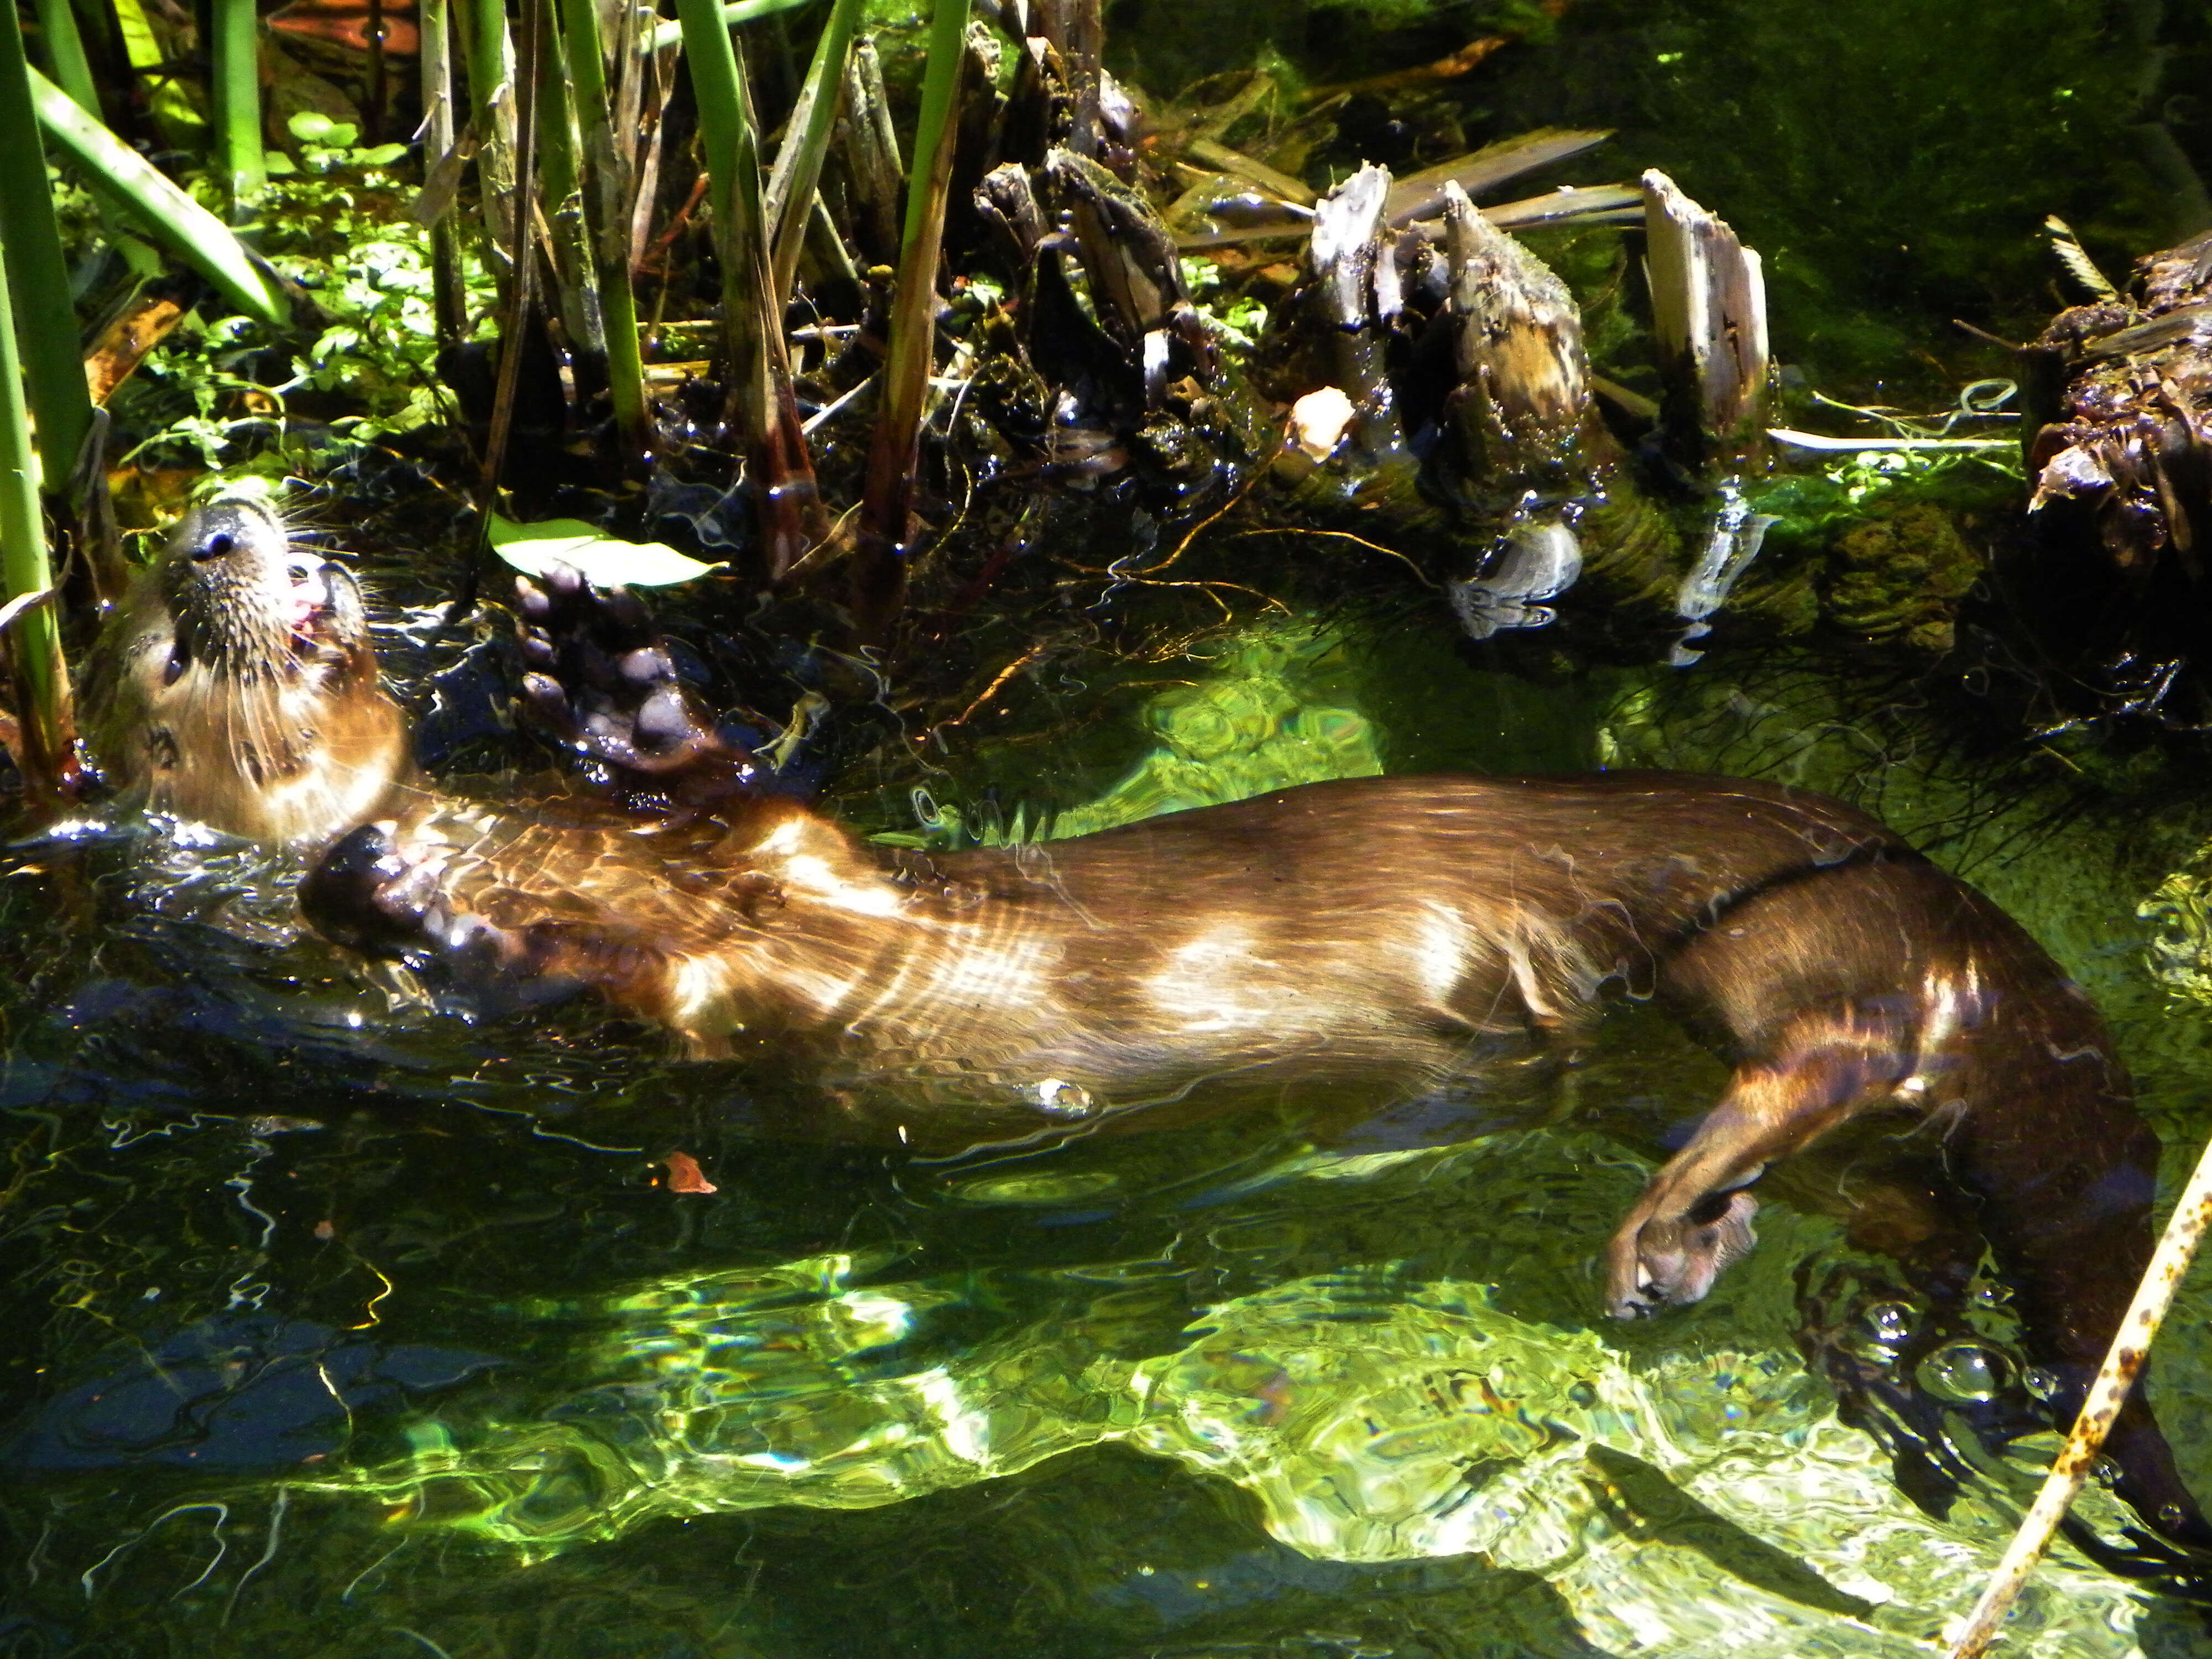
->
(488, 515, 723, 586)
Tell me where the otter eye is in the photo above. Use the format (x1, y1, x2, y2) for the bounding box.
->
(192, 532, 237, 562)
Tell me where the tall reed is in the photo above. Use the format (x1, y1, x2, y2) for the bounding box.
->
(419, 0, 466, 343)
(468, 0, 519, 285)
(855, 0, 971, 625)
(33, 0, 97, 114)
(676, 0, 820, 577)
(210, 0, 265, 220)
(559, 0, 650, 455)
(0, 225, 72, 791)
(762, 0, 862, 308)
(0, 6, 93, 482)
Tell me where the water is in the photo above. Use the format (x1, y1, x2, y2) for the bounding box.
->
(12, 0, 2212, 1653)
(8, 608, 2212, 1656)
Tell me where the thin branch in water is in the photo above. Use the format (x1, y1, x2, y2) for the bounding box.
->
(946, 644, 1047, 727)
(1946, 1129, 2212, 1657)
(1139, 447, 1278, 576)
(1229, 526, 1442, 589)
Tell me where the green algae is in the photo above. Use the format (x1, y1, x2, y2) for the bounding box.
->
(1824, 504, 1984, 653)
(885, 623, 1385, 849)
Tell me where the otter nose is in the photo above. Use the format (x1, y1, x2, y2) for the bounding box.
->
(190, 531, 239, 562)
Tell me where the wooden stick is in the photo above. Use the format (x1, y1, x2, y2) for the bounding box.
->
(1947, 1130, 2212, 1658)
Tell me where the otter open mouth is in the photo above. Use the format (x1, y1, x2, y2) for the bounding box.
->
(285, 559, 353, 659)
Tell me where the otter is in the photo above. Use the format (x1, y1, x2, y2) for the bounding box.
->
(92, 518, 2205, 1553)
(85, 491, 413, 846)
(288, 569, 2212, 1552)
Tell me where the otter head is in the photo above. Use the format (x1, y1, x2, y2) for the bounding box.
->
(88, 491, 413, 847)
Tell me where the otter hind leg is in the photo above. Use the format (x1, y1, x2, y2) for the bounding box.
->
(513, 565, 761, 813)
(1604, 1018, 1908, 1317)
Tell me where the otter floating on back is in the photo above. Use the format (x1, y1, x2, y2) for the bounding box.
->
(88, 499, 2212, 1556)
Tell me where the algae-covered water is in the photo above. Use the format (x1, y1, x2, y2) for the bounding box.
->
(9, 1, 2212, 1655)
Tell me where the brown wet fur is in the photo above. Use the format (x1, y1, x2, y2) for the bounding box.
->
(90, 505, 2209, 1553)
(85, 493, 414, 846)
(299, 760, 2212, 1550)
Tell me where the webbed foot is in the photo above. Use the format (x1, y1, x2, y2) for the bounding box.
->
(300, 820, 586, 1005)
(299, 821, 444, 956)
(1605, 1187, 1760, 1317)
(513, 564, 759, 815)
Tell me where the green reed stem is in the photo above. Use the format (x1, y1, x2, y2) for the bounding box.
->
(0, 223, 72, 786)
(559, 0, 649, 455)
(210, 0, 264, 221)
(34, 0, 97, 114)
(855, 0, 970, 609)
(648, 0, 814, 55)
(0, 9, 92, 478)
(468, 0, 518, 291)
(675, 0, 747, 254)
(30, 66, 286, 322)
(535, 20, 607, 371)
(763, 0, 861, 309)
(419, 0, 466, 345)
(676, 0, 821, 573)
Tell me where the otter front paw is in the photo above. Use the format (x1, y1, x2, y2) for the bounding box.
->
(301, 822, 579, 1008)
(513, 564, 757, 811)
(1604, 1189, 1759, 1318)
(299, 821, 449, 956)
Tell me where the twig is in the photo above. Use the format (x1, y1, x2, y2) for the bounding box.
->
(1229, 526, 1440, 589)
(1945, 1129, 2212, 1658)
(800, 369, 877, 435)
(945, 644, 1046, 727)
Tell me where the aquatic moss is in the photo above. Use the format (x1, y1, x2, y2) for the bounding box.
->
(1825, 503, 1981, 653)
